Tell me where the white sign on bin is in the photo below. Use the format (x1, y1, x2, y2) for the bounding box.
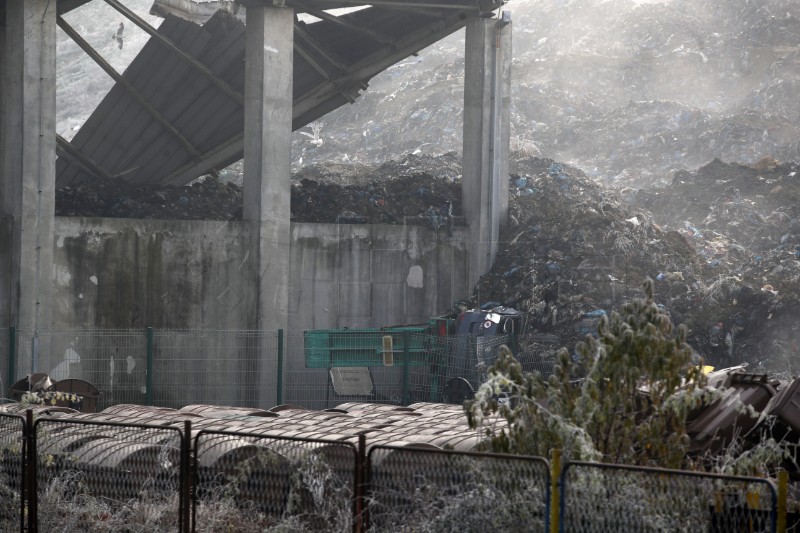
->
(330, 367, 374, 396)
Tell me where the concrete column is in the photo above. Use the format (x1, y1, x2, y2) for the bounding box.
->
(242, 2, 294, 407)
(462, 14, 512, 286)
(1, 0, 57, 334)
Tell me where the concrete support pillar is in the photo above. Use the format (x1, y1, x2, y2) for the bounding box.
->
(0, 0, 57, 333)
(462, 13, 512, 286)
(242, 2, 294, 407)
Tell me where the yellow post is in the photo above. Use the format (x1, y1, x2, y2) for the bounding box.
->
(550, 449, 561, 533)
(777, 470, 788, 533)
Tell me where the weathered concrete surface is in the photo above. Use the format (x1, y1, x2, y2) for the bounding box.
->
(0, 217, 11, 327)
(289, 223, 471, 329)
(242, 4, 294, 337)
(49, 218, 470, 330)
(51, 218, 251, 330)
(462, 16, 512, 288)
(1, 0, 57, 332)
(30, 217, 469, 407)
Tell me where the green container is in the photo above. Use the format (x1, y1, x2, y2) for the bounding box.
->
(304, 326, 429, 368)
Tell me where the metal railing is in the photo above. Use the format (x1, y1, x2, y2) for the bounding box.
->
(32, 417, 186, 532)
(0, 413, 25, 533)
(192, 430, 357, 532)
(0, 411, 791, 532)
(367, 445, 550, 532)
(560, 461, 778, 533)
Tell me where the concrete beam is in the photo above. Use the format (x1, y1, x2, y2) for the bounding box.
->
(1, 0, 57, 333)
(462, 14, 512, 286)
(243, 3, 294, 406)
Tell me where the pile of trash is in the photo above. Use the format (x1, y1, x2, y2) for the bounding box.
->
(55, 153, 463, 228)
(463, 154, 800, 378)
(287, 0, 800, 186)
(56, 174, 243, 220)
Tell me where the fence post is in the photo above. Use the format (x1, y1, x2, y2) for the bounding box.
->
(26, 409, 37, 533)
(7, 326, 16, 398)
(146, 327, 154, 406)
(550, 448, 561, 533)
(402, 331, 410, 406)
(181, 419, 192, 533)
(354, 432, 367, 533)
(277, 329, 284, 406)
(778, 469, 788, 533)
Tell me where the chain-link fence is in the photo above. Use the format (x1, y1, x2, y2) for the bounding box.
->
(0, 414, 25, 533)
(192, 430, 357, 533)
(367, 445, 550, 532)
(560, 461, 778, 533)
(33, 417, 186, 532)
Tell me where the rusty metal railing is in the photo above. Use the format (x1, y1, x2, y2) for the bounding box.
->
(32, 416, 186, 533)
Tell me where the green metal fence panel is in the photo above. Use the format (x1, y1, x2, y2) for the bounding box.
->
(151, 330, 279, 409)
(33, 417, 184, 532)
(192, 430, 357, 533)
(0, 414, 25, 533)
(15, 329, 146, 410)
(286, 330, 517, 409)
(560, 461, 778, 533)
(367, 445, 551, 532)
(303, 326, 428, 368)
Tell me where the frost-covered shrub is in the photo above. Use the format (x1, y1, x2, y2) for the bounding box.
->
(467, 278, 710, 468)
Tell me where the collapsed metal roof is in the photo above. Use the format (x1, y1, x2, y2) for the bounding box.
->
(53, 0, 505, 187)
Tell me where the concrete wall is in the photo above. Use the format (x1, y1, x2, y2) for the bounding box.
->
(0, 217, 11, 327)
(289, 223, 470, 330)
(49, 218, 470, 331)
(0, 217, 470, 407)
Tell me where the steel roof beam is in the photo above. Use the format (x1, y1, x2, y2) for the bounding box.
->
(103, 0, 244, 105)
(290, 1, 396, 47)
(57, 16, 204, 161)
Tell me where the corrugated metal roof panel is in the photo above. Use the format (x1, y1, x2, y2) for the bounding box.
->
(56, 1, 504, 187)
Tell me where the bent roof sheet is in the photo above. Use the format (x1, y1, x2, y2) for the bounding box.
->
(55, 0, 505, 187)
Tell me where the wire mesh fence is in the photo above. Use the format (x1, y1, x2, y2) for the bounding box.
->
(0, 409, 794, 532)
(366, 445, 550, 532)
(15, 329, 146, 410)
(33, 417, 185, 532)
(7, 329, 281, 411)
(560, 461, 778, 533)
(151, 330, 278, 409)
(0, 414, 25, 533)
(192, 430, 357, 533)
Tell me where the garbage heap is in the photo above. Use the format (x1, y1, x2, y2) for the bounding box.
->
(55, 152, 463, 229)
(470, 155, 800, 378)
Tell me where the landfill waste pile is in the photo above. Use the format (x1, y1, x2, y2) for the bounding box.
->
(469, 154, 800, 380)
(626, 158, 800, 377)
(55, 153, 463, 228)
(287, 0, 800, 187)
